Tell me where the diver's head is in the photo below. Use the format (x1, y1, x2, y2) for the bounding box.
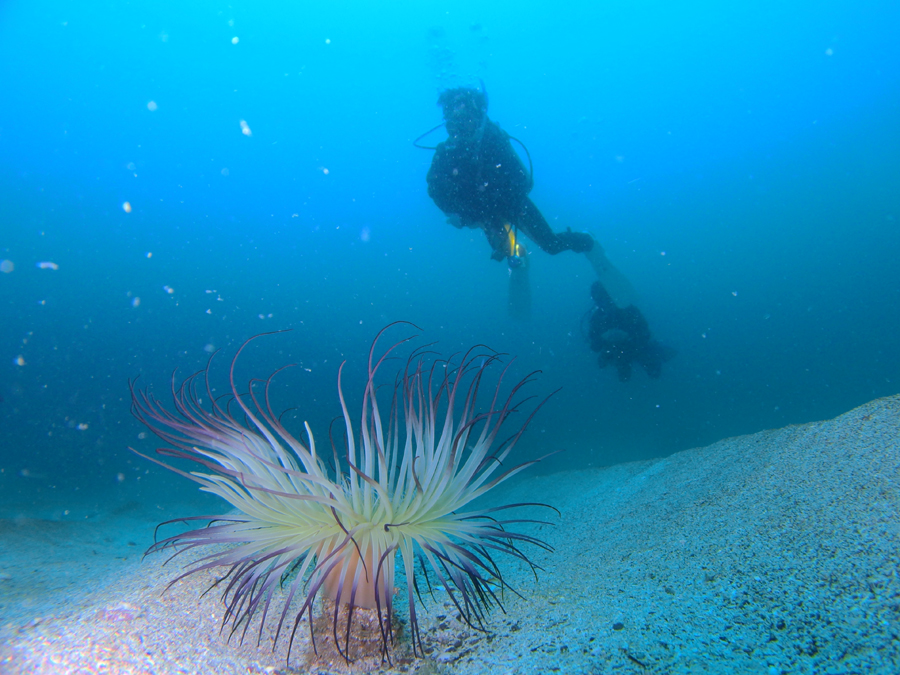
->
(438, 87, 487, 140)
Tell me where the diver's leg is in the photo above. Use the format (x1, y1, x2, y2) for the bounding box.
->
(517, 198, 594, 255)
(585, 243, 639, 308)
(517, 197, 640, 307)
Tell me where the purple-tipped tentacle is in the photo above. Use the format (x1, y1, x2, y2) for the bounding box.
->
(133, 326, 557, 666)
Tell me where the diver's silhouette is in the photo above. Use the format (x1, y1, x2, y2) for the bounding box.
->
(588, 281, 675, 382)
(422, 87, 594, 264)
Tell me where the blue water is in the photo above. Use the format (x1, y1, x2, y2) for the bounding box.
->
(1, 0, 898, 510)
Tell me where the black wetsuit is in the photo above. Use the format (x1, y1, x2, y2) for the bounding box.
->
(427, 119, 592, 258)
(589, 281, 673, 381)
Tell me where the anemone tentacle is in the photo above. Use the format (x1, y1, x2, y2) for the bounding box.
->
(131, 323, 556, 664)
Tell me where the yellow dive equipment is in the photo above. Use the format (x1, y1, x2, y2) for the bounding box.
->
(504, 222, 527, 263)
(503, 223, 531, 319)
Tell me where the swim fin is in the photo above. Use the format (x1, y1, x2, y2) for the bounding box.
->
(584, 243, 639, 308)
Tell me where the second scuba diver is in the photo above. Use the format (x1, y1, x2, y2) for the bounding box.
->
(587, 281, 675, 382)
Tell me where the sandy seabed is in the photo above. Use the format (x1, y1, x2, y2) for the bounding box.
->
(1, 396, 898, 674)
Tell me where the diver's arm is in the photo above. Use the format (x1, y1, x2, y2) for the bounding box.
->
(426, 146, 456, 214)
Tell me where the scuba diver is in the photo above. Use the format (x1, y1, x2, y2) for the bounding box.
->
(420, 86, 594, 266)
(587, 281, 675, 382)
(416, 85, 640, 317)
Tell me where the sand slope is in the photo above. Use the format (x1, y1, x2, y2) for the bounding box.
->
(1, 396, 897, 674)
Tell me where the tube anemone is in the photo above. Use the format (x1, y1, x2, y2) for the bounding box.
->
(130, 323, 557, 664)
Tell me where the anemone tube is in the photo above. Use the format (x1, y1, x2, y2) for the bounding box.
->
(130, 324, 558, 664)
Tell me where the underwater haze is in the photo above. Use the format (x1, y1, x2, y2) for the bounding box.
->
(1, 0, 899, 512)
